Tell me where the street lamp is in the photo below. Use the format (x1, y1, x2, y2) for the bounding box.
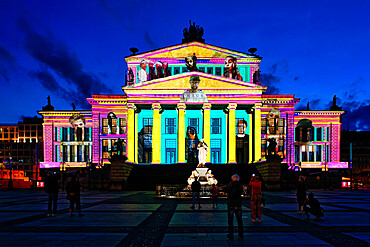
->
(4, 156, 17, 190)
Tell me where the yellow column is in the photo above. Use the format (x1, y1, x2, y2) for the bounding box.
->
(249, 113, 253, 163)
(134, 113, 138, 163)
(127, 103, 136, 163)
(228, 103, 237, 164)
(203, 103, 211, 163)
(152, 103, 161, 164)
(177, 103, 186, 163)
(254, 103, 262, 162)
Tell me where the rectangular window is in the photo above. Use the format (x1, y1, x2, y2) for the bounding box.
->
(69, 128, 75, 141)
(188, 118, 199, 134)
(102, 139, 109, 159)
(316, 145, 322, 162)
(309, 145, 314, 162)
(207, 67, 214, 74)
(211, 139, 221, 163)
(199, 67, 205, 72)
(165, 118, 176, 134)
(55, 146, 58, 162)
(301, 145, 307, 162)
(211, 118, 221, 134)
(54, 127, 58, 141)
(316, 127, 322, 141)
(119, 118, 126, 134)
(84, 127, 90, 141)
(77, 146, 83, 162)
(215, 67, 222, 76)
(62, 128, 68, 141)
(143, 118, 153, 129)
(84, 145, 90, 162)
(174, 67, 180, 75)
(76, 128, 83, 141)
(102, 118, 108, 134)
(70, 146, 75, 162)
(182, 67, 187, 73)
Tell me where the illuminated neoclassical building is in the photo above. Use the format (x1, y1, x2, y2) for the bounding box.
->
(39, 41, 347, 171)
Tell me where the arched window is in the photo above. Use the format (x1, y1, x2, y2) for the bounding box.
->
(295, 119, 314, 143)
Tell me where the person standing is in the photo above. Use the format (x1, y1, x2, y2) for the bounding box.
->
(224, 174, 244, 239)
(66, 175, 84, 217)
(190, 177, 201, 209)
(45, 171, 59, 216)
(249, 174, 262, 222)
(211, 184, 218, 208)
(297, 176, 306, 213)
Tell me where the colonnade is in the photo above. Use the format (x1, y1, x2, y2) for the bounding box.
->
(126, 102, 262, 164)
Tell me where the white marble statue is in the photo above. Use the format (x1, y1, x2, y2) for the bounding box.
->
(197, 138, 209, 166)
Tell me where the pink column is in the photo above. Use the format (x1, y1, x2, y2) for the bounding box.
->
(43, 124, 53, 162)
(92, 112, 100, 164)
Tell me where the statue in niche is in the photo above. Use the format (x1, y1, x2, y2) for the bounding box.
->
(127, 68, 134, 85)
(148, 61, 156, 81)
(182, 20, 205, 43)
(155, 61, 164, 79)
(163, 62, 171, 77)
(223, 56, 243, 80)
(197, 138, 209, 167)
(185, 126, 199, 164)
(138, 59, 148, 83)
(253, 69, 261, 84)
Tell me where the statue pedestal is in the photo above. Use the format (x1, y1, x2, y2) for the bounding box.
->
(196, 168, 209, 185)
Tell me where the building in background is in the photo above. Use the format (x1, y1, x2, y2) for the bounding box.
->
(38, 40, 347, 175)
(0, 117, 43, 187)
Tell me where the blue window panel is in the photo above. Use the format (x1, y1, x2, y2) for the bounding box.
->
(165, 118, 176, 134)
(211, 118, 221, 134)
(188, 118, 199, 134)
(165, 139, 177, 148)
(211, 139, 221, 148)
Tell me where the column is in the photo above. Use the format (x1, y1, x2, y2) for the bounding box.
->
(249, 113, 253, 163)
(227, 103, 237, 164)
(254, 103, 262, 162)
(177, 103, 186, 163)
(134, 113, 138, 163)
(203, 103, 211, 163)
(152, 103, 162, 164)
(127, 103, 136, 163)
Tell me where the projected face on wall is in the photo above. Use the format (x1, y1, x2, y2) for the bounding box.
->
(267, 108, 281, 135)
(186, 126, 199, 164)
(222, 56, 243, 81)
(138, 125, 152, 163)
(237, 119, 248, 137)
(69, 114, 85, 130)
(180, 76, 208, 103)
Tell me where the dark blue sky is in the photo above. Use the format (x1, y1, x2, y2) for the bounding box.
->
(1, 0, 369, 130)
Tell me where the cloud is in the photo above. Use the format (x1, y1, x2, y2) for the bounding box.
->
(0, 44, 15, 82)
(0, 44, 15, 64)
(144, 32, 155, 46)
(28, 69, 87, 107)
(0, 69, 11, 82)
(342, 103, 370, 131)
(261, 73, 280, 95)
(17, 18, 112, 108)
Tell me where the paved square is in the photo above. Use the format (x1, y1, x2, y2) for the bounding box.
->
(0, 189, 369, 246)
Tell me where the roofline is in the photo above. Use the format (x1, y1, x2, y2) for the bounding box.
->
(124, 41, 262, 59)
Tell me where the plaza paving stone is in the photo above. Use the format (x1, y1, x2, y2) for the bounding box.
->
(0, 189, 369, 246)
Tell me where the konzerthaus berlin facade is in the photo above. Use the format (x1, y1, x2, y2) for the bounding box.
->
(39, 41, 347, 171)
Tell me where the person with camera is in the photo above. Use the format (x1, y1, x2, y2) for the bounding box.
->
(249, 174, 262, 223)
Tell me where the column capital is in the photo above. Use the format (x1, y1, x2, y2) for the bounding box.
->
(177, 103, 186, 110)
(227, 103, 237, 110)
(202, 103, 212, 110)
(151, 103, 161, 110)
(127, 103, 136, 110)
(254, 102, 262, 110)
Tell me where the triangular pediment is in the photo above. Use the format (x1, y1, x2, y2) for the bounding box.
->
(123, 72, 266, 91)
(126, 42, 260, 60)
